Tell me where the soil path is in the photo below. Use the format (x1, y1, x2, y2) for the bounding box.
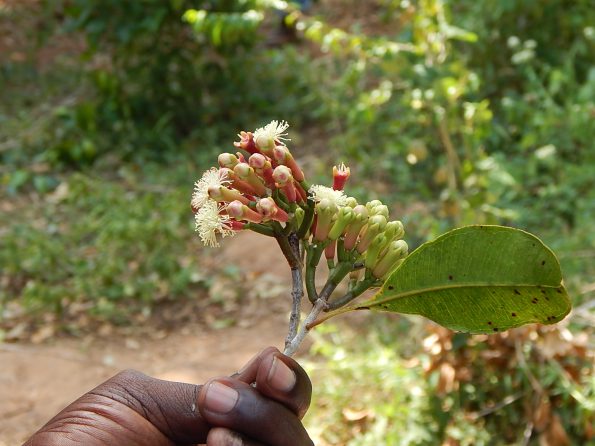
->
(0, 317, 289, 445)
(0, 232, 304, 445)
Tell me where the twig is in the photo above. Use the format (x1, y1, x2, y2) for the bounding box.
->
(284, 262, 348, 356)
(284, 296, 327, 356)
(515, 338, 543, 394)
(327, 278, 377, 310)
(437, 113, 461, 195)
(522, 421, 534, 446)
(285, 233, 303, 349)
(470, 391, 524, 419)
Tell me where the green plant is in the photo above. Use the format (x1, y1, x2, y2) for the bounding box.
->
(303, 318, 594, 445)
(31, 0, 313, 166)
(0, 167, 207, 322)
(190, 122, 571, 355)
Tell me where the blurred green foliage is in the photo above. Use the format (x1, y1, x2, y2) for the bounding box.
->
(305, 317, 594, 445)
(0, 0, 593, 442)
(0, 165, 207, 322)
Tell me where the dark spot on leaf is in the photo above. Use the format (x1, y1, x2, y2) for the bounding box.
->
(541, 260, 546, 266)
(387, 285, 394, 290)
(545, 296, 550, 301)
(532, 243, 535, 247)
(540, 289, 546, 295)
(511, 312, 517, 317)
(556, 289, 562, 294)
(358, 306, 370, 310)
(514, 289, 521, 295)
(531, 298, 539, 304)
(487, 321, 492, 325)
(448, 275, 453, 281)
(493, 327, 499, 332)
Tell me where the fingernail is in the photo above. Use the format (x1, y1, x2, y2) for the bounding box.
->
(204, 382, 239, 414)
(268, 357, 296, 392)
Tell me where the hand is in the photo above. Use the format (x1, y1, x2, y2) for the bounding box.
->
(24, 347, 313, 446)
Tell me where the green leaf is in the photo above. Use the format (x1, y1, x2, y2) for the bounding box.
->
(356, 226, 571, 333)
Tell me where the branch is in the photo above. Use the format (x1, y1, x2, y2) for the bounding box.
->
(285, 233, 303, 349)
(285, 264, 304, 349)
(284, 259, 355, 356)
(326, 278, 377, 310)
(284, 297, 327, 356)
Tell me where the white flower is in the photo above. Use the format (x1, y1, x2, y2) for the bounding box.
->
(191, 168, 231, 210)
(194, 200, 235, 247)
(254, 120, 290, 149)
(309, 185, 348, 207)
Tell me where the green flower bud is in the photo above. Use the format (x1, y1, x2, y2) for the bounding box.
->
(345, 197, 358, 208)
(315, 198, 339, 241)
(365, 200, 383, 211)
(328, 207, 355, 240)
(357, 214, 388, 253)
(344, 205, 369, 250)
(295, 207, 305, 229)
(384, 220, 405, 241)
(369, 204, 389, 218)
(372, 240, 408, 279)
(364, 233, 389, 270)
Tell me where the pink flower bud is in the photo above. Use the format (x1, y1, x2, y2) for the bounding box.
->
(226, 200, 244, 218)
(273, 145, 305, 182)
(218, 153, 239, 169)
(283, 182, 298, 203)
(249, 154, 275, 187)
(272, 144, 289, 164)
(227, 200, 263, 223)
(272, 165, 293, 186)
(234, 131, 259, 154)
(248, 153, 268, 170)
(332, 163, 350, 191)
(208, 185, 250, 205)
(256, 197, 289, 223)
(235, 163, 267, 196)
(220, 167, 260, 196)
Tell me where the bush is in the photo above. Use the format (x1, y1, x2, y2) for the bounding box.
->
(0, 167, 207, 322)
(305, 317, 594, 445)
(30, 0, 312, 165)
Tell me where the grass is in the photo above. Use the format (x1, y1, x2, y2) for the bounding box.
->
(0, 161, 213, 324)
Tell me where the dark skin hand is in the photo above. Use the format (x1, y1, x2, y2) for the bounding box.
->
(24, 347, 314, 446)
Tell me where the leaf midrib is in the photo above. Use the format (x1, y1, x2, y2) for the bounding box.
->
(360, 282, 563, 308)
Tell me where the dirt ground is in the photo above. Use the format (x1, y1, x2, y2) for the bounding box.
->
(0, 317, 291, 445)
(0, 232, 312, 445)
